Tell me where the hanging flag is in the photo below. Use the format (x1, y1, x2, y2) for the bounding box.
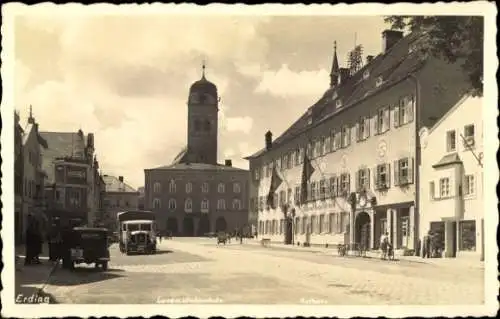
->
(266, 166, 283, 208)
(300, 153, 315, 205)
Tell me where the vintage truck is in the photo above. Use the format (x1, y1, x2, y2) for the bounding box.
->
(117, 210, 157, 255)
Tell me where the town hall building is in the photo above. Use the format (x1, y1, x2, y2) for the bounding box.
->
(246, 29, 473, 253)
(144, 65, 249, 236)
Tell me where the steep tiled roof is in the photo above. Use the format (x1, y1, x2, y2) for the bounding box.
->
(103, 175, 137, 193)
(246, 32, 425, 159)
(146, 162, 248, 172)
(39, 131, 87, 184)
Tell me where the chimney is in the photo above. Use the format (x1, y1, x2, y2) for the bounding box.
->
(265, 131, 273, 150)
(382, 30, 404, 53)
(119, 176, 124, 183)
(225, 159, 232, 167)
(339, 68, 350, 85)
(366, 55, 374, 64)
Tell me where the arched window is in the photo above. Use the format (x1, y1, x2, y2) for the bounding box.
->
(153, 182, 161, 193)
(201, 199, 209, 210)
(217, 199, 226, 210)
(201, 182, 209, 193)
(185, 182, 192, 193)
(233, 182, 241, 193)
(153, 198, 161, 209)
(218, 183, 225, 193)
(168, 199, 176, 210)
(204, 120, 211, 131)
(194, 119, 201, 131)
(185, 198, 192, 212)
(169, 180, 176, 193)
(232, 199, 241, 210)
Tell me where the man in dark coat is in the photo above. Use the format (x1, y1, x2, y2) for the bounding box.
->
(422, 231, 432, 258)
(24, 216, 35, 265)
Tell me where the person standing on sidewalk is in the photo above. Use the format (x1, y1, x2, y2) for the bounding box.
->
(24, 215, 35, 265)
(422, 231, 432, 258)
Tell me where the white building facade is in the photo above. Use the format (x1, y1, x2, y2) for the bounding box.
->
(419, 96, 484, 260)
(246, 30, 472, 252)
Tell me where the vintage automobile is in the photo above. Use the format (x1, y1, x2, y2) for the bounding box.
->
(62, 227, 110, 271)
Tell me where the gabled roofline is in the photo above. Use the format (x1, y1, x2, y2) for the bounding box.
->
(427, 93, 474, 135)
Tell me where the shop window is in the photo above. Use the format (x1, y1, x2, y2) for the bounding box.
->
(459, 220, 476, 251)
(329, 213, 335, 233)
(319, 214, 325, 233)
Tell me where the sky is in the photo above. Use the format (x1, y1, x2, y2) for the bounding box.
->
(14, 10, 390, 189)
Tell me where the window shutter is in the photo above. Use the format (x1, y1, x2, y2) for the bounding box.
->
(374, 166, 379, 189)
(429, 181, 435, 199)
(364, 117, 370, 138)
(384, 108, 390, 131)
(408, 157, 415, 184)
(335, 213, 340, 233)
(407, 95, 415, 123)
(385, 163, 391, 188)
(366, 168, 371, 189)
(394, 160, 400, 186)
(394, 105, 400, 128)
(356, 122, 360, 141)
(346, 174, 351, 194)
(355, 170, 360, 191)
(333, 176, 338, 197)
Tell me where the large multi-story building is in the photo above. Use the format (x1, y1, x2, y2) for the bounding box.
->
(246, 29, 472, 251)
(15, 107, 49, 242)
(102, 175, 140, 225)
(41, 129, 104, 226)
(144, 65, 250, 236)
(419, 95, 484, 260)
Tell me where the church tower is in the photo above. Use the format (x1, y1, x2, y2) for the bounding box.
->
(186, 62, 219, 164)
(329, 41, 340, 87)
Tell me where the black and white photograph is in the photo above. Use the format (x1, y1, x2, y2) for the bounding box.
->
(1, 2, 497, 318)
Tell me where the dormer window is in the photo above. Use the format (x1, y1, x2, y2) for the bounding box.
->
(331, 91, 338, 100)
(376, 76, 384, 87)
(336, 99, 343, 109)
(363, 70, 370, 79)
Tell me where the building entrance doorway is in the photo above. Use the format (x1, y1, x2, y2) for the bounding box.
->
(166, 217, 178, 236)
(198, 215, 210, 236)
(355, 212, 371, 250)
(183, 217, 195, 236)
(215, 217, 227, 232)
(284, 218, 293, 244)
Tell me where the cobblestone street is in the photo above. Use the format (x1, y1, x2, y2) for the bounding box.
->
(40, 238, 484, 305)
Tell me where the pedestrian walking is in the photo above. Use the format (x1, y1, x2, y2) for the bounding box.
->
(422, 231, 432, 258)
(33, 220, 43, 264)
(24, 216, 36, 265)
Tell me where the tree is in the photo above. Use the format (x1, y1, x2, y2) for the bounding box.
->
(384, 16, 483, 97)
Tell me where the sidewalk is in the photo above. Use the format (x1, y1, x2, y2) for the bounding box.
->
(14, 244, 59, 304)
(245, 239, 484, 270)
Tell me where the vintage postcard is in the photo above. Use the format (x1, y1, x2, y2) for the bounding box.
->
(1, 2, 498, 318)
